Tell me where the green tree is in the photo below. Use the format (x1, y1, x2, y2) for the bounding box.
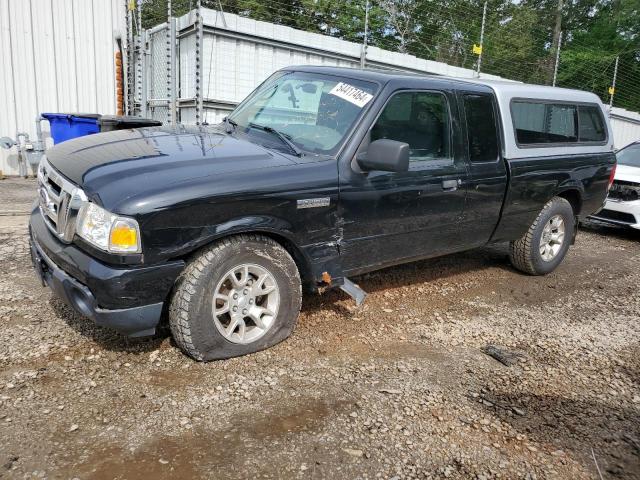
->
(556, 0, 640, 110)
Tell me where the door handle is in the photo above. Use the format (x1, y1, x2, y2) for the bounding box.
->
(442, 179, 461, 191)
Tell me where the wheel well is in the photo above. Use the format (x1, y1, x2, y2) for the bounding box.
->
(256, 231, 313, 286)
(188, 231, 312, 289)
(557, 189, 582, 216)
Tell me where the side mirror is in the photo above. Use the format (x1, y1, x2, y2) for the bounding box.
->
(357, 139, 410, 173)
(0, 137, 16, 150)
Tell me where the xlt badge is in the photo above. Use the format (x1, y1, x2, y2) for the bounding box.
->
(297, 198, 330, 209)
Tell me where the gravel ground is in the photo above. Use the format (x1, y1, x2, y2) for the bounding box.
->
(1, 178, 639, 480)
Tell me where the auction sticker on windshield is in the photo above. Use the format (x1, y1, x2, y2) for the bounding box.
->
(329, 82, 373, 108)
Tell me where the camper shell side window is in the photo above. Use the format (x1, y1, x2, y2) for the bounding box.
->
(510, 99, 608, 147)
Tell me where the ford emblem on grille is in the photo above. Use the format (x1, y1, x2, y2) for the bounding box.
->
(37, 157, 88, 243)
(39, 186, 56, 216)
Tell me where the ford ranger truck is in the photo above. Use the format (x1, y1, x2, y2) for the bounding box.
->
(29, 66, 616, 360)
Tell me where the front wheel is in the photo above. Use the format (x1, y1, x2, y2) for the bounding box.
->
(169, 234, 302, 361)
(509, 197, 575, 275)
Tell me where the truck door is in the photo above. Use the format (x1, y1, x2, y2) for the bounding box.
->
(457, 91, 507, 247)
(338, 89, 469, 274)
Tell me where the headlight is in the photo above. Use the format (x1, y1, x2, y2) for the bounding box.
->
(76, 202, 141, 253)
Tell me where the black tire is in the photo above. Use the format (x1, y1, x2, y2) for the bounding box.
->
(509, 197, 575, 275)
(169, 234, 302, 361)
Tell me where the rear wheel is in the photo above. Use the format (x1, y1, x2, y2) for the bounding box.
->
(509, 197, 575, 275)
(169, 234, 301, 361)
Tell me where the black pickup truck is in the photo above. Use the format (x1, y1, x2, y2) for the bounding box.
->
(29, 66, 616, 360)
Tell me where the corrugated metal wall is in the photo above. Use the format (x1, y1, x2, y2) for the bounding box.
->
(0, 0, 126, 175)
(610, 107, 640, 149)
(175, 8, 507, 125)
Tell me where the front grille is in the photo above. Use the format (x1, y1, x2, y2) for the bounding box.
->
(593, 209, 637, 225)
(46, 176, 62, 195)
(608, 180, 640, 202)
(37, 157, 87, 243)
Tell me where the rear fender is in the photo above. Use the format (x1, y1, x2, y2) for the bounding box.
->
(555, 182, 584, 215)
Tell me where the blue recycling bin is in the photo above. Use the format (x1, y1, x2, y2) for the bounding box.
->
(41, 113, 162, 144)
(41, 113, 101, 144)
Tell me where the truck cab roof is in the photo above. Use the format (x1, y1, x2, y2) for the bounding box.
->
(283, 65, 489, 89)
(285, 65, 614, 159)
(284, 65, 602, 103)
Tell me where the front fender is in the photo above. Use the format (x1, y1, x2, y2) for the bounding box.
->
(130, 157, 341, 282)
(143, 214, 298, 262)
(141, 214, 342, 287)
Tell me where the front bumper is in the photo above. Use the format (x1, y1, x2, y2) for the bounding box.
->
(29, 207, 185, 337)
(589, 198, 640, 229)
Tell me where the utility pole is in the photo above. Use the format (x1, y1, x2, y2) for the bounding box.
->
(134, 0, 142, 116)
(552, 31, 562, 87)
(126, 0, 134, 115)
(549, 0, 563, 83)
(475, 1, 487, 78)
(195, 0, 203, 125)
(360, 0, 370, 69)
(609, 56, 619, 109)
(167, 0, 177, 124)
(217, 0, 228, 28)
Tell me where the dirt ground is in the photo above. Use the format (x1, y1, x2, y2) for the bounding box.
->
(1, 178, 639, 480)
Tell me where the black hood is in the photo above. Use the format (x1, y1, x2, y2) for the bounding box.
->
(45, 125, 297, 210)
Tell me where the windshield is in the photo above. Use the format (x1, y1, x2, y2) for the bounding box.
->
(617, 143, 640, 167)
(228, 71, 378, 156)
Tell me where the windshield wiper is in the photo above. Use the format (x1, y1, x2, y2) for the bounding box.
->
(224, 116, 237, 134)
(247, 122, 302, 157)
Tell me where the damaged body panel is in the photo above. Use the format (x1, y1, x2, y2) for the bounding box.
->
(29, 66, 615, 350)
(44, 126, 342, 280)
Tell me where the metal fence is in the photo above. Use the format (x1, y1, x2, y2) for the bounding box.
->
(134, 6, 504, 124)
(131, 4, 640, 148)
(146, 25, 172, 123)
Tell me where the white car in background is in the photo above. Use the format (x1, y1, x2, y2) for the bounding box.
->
(591, 141, 640, 228)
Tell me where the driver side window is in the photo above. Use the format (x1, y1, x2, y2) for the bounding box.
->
(371, 91, 451, 162)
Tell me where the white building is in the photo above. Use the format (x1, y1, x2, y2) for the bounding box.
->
(0, 0, 126, 175)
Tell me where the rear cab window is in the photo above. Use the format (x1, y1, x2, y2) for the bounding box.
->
(463, 93, 500, 162)
(511, 100, 607, 146)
